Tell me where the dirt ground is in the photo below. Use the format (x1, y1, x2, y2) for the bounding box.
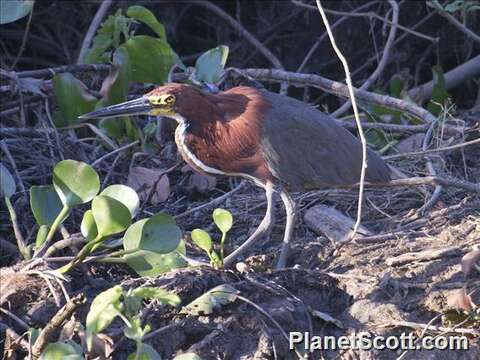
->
(1, 104, 479, 359)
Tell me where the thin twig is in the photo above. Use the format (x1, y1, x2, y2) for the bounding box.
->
(238, 68, 439, 125)
(236, 295, 304, 359)
(434, 5, 480, 44)
(31, 294, 86, 358)
(76, 0, 114, 64)
(316, 0, 367, 243)
(377, 319, 480, 336)
(0, 308, 30, 331)
(420, 120, 443, 214)
(384, 137, 480, 160)
(0, 64, 110, 79)
(9, 3, 34, 70)
(175, 181, 246, 220)
(297, 1, 379, 73)
(190, 0, 287, 92)
(333, 0, 399, 117)
(291, 0, 437, 42)
(91, 140, 139, 168)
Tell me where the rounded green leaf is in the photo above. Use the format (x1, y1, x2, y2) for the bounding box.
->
(0, 162, 16, 198)
(195, 45, 229, 83)
(180, 284, 239, 316)
(52, 73, 97, 126)
(131, 287, 181, 307)
(0, 0, 34, 25)
(39, 342, 83, 360)
(101, 184, 139, 217)
(125, 240, 187, 277)
(191, 229, 212, 254)
(123, 214, 181, 254)
(212, 208, 233, 233)
(53, 160, 100, 207)
(86, 285, 123, 335)
(81, 210, 98, 241)
(30, 185, 63, 226)
(92, 195, 132, 237)
(120, 35, 177, 84)
(126, 5, 166, 40)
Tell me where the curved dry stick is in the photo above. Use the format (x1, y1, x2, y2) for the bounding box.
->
(419, 120, 443, 214)
(434, 6, 480, 45)
(297, 1, 379, 73)
(316, 0, 367, 243)
(191, 0, 284, 71)
(408, 55, 480, 102)
(239, 68, 439, 124)
(76, 0, 114, 64)
(292, 0, 437, 42)
(384, 137, 480, 160)
(333, 0, 399, 117)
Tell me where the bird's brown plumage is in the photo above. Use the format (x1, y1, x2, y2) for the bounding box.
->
(149, 84, 391, 190)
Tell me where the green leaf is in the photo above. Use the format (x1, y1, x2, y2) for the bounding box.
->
(35, 225, 50, 248)
(39, 342, 83, 360)
(0, 0, 34, 24)
(81, 210, 98, 241)
(427, 65, 450, 117)
(212, 208, 233, 233)
(30, 185, 63, 226)
(85, 33, 112, 64)
(174, 354, 203, 360)
(123, 214, 181, 254)
(0, 162, 16, 198)
(53, 160, 100, 207)
(388, 76, 404, 99)
(92, 195, 132, 237)
(124, 317, 150, 341)
(125, 240, 187, 277)
(99, 47, 134, 141)
(100, 184, 139, 218)
(195, 45, 229, 83)
(191, 229, 212, 254)
(86, 285, 123, 336)
(84, 9, 134, 64)
(52, 73, 97, 126)
(131, 287, 181, 307)
(127, 5, 166, 40)
(180, 284, 239, 316)
(120, 35, 177, 84)
(127, 343, 161, 360)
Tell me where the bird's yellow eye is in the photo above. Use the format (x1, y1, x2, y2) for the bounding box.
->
(148, 94, 175, 106)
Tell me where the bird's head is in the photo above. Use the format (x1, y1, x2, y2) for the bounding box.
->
(80, 83, 217, 124)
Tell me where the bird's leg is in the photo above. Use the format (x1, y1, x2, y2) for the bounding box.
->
(223, 181, 275, 268)
(276, 190, 297, 269)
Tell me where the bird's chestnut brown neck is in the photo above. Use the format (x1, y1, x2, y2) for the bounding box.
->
(174, 91, 250, 131)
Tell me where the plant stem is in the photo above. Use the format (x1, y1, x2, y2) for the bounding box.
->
(220, 232, 226, 263)
(58, 235, 103, 274)
(34, 204, 70, 258)
(4, 196, 29, 259)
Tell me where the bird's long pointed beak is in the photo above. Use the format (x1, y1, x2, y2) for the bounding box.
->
(79, 97, 152, 119)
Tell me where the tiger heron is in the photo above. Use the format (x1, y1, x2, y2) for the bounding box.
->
(81, 83, 392, 268)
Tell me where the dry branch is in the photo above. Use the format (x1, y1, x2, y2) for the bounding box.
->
(408, 55, 480, 102)
(238, 68, 440, 125)
(333, 0, 399, 117)
(386, 246, 462, 266)
(31, 294, 86, 358)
